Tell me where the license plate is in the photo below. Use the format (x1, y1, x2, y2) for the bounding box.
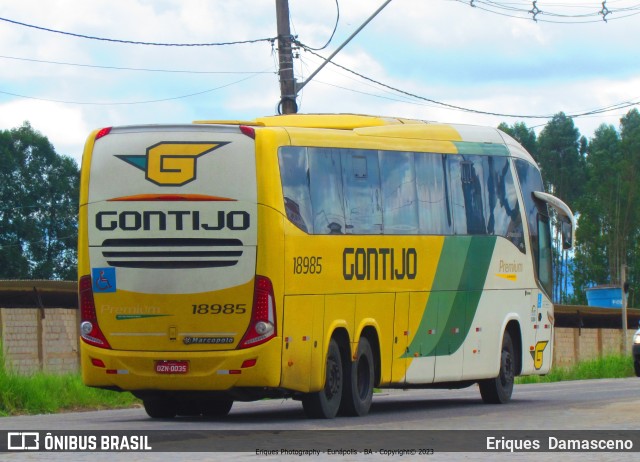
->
(155, 360, 189, 374)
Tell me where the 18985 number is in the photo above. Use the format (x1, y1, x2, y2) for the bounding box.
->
(192, 304, 246, 315)
(293, 256, 323, 275)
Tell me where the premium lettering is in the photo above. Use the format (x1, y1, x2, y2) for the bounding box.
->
(499, 259, 523, 273)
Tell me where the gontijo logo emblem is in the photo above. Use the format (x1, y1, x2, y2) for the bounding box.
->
(116, 142, 228, 186)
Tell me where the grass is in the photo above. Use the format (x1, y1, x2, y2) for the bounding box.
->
(0, 346, 139, 416)
(516, 354, 636, 384)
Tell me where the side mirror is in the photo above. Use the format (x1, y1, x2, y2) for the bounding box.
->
(533, 192, 576, 251)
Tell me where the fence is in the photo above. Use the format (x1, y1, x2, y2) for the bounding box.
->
(0, 307, 637, 375)
(0, 307, 79, 374)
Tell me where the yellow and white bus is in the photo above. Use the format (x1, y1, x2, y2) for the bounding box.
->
(78, 114, 574, 419)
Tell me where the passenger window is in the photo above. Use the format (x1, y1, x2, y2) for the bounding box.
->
(379, 151, 419, 234)
(415, 153, 452, 234)
(487, 157, 524, 251)
(342, 150, 382, 234)
(308, 148, 346, 234)
(278, 147, 313, 233)
(448, 156, 486, 235)
(446, 155, 525, 250)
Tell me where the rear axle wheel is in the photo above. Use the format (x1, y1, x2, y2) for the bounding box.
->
(302, 338, 343, 418)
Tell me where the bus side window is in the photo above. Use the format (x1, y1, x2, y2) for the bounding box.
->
(309, 148, 347, 234)
(278, 147, 313, 233)
(379, 151, 419, 235)
(487, 157, 525, 252)
(342, 150, 382, 234)
(448, 156, 486, 235)
(415, 153, 452, 235)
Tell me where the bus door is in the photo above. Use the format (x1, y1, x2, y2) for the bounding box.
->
(531, 191, 574, 371)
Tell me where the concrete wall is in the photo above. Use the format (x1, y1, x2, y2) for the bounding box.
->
(553, 326, 636, 368)
(0, 307, 636, 375)
(0, 308, 79, 375)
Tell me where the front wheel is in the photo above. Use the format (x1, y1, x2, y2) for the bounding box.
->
(340, 337, 374, 416)
(479, 331, 515, 404)
(302, 338, 343, 419)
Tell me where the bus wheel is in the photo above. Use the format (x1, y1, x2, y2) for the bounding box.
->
(479, 331, 515, 404)
(201, 398, 234, 417)
(340, 336, 374, 416)
(302, 338, 343, 418)
(143, 398, 177, 419)
(176, 400, 201, 416)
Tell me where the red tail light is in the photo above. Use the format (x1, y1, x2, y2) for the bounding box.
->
(238, 276, 276, 349)
(239, 125, 255, 139)
(79, 275, 111, 349)
(95, 127, 112, 141)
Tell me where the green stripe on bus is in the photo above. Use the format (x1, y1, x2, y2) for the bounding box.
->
(452, 142, 509, 157)
(403, 236, 497, 358)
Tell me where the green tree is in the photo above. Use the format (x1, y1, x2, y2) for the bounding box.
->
(618, 108, 640, 305)
(537, 113, 586, 303)
(497, 121, 538, 159)
(571, 124, 621, 303)
(0, 122, 79, 280)
(569, 108, 640, 306)
(537, 112, 586, 204)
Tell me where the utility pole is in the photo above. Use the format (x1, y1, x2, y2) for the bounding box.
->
(275, 0, 393, 114)
(622, 264, 628, 353)
(275, 0, 297, 114)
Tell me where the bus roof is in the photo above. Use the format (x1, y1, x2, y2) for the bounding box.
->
(195, 113, 537, 163)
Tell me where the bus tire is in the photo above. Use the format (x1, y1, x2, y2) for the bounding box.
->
(479, 331, 515, 404)
(143, 398, 177, 419)
(176, 399, 201, 416)
(302, 338, 343, 419)
(201, 398, 234, 417)
(340, 336, 374, 416)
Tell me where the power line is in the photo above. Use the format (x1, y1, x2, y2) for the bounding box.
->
(0, 73, 266, 106)
(298, 44, 640, 120)
(294, 0, 340, 51)
(0, 16, 276, 46)
(0, 54, 274, 75)
(453, 0, 640, 23)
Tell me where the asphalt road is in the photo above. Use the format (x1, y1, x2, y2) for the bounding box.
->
(0, 378, 638, 461)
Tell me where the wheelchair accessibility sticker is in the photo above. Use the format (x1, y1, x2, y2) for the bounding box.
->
(92, 267, 116, 293)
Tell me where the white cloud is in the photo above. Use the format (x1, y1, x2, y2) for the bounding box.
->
(0, 99, 89, 162)
(0, 0, 639, 152)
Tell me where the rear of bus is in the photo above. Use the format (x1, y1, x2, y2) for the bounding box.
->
(78, 124, 280, 417)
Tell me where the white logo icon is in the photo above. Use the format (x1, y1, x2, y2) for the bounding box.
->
(7, 432, 40, 450)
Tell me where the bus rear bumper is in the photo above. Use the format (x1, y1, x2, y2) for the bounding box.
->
(80, 339, 282, 392)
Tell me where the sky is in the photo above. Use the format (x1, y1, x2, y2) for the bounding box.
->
(1, 0, 640, 165)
